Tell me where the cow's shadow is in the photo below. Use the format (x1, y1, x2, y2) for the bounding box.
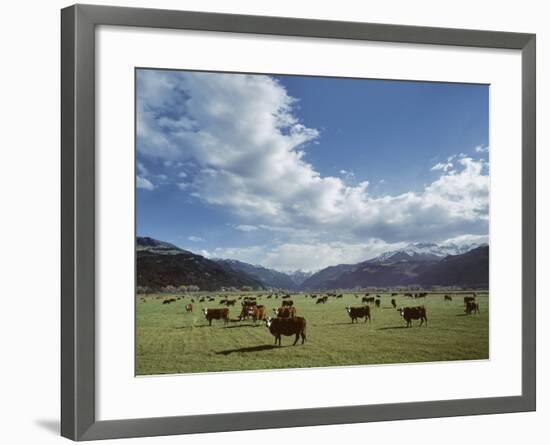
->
(377, 325, 407, 330)
(455, 313, 469, 317)
(216, 345, 279, 355)
(224, 323, 262, 329)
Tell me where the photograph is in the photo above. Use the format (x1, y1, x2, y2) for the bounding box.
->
(135, 68, 489, 376)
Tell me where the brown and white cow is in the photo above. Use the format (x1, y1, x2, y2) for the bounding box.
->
(202, 307, 229, 326)
(465, 301, 480, 315)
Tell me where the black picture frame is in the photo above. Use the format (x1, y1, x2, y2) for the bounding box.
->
(61, 4, 536, 441)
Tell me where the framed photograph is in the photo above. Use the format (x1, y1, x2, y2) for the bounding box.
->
(61, 4, 536, 441)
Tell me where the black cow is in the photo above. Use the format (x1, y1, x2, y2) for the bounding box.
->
(345, 306, 371, 324)
(398, 306, 428, 327)
(265, 316, 306, 346)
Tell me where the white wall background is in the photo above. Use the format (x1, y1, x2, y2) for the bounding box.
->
(0, 0, 546, 443)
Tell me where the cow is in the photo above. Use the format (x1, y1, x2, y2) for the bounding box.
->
(265, 316, 306, 346)
(336, 294, 343, 299)
(199, 297, 205, 303)
(282, 294, 291, 299)
(391, 298, 397, 308)
(464, 296, 476, 307)
(362, 296, 375, 304)
(239, 301, 257, 320)
(391, 293, 398, 296)
(281, 300, 294, 307)
(248, 305, 267, 324)
(398, 306, 428, 327)
(185, 303, 193, 312)
(345, 306, 371, 324)
(273, 306, 297, 318)
(316, 296, 328, 304)
(202, 307, 229, 325)
(444, 295, 453, 302)
(465, 301, 480, 315)
(225, 299, 236, 306)
(375, 299, 381, 308)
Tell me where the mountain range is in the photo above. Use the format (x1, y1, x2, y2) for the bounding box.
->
(136, 237, 488, 291)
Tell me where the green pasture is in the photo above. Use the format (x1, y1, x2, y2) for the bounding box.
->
(136, 291, 489, 375)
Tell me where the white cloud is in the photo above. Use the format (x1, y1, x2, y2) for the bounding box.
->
(431, 162, 453, 172)
(442, 233, 489, 246)
(178, 172, 187, 178)
(136, 176, 155, 190)
(187, 236, 204, 242)
(214, 239, 408, 272)
(475, 145, 489, 153)
(137, 70, 489, 250)
(235, 224, 259, 232)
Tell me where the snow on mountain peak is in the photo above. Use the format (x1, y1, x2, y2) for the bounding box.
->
(369, 241, 486, 263)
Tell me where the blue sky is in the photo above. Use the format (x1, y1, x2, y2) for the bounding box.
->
(136, 69, 489, 272)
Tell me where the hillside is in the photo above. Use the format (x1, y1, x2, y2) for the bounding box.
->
(136, 237, 263, 292)
(216, 259, 299, 290)
(301, 246, 489, 289)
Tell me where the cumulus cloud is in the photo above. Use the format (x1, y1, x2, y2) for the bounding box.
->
(214, 239, 408, 272)
(137, 176, 155, 190)
(136, 161, 155, 190)
(475, 145, 489, 153)
(137, 70, 489, 260)
(431, 162, 453, 172)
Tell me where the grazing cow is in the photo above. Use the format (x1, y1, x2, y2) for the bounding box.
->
(464, 296, 476, 307)
(185, 303, 193, 312)
(391, 298, 397, 308)
(345, 306, 371, 324)
(444, 295, 453, 302)
(191, 298, 195, 303)
(282, 300, 294, 307)
(265, 316, 306, 346)
(273, 306, 297, 318)
(282, 294, 291, 299)
(225, 299, 236, 306)
(199, 297, 205, 303)
(391, 293, 398, 296)
(375, 299, 381, 308)
(316, 296, 328, 304)
(202, 308, 229, 325)
(248, 305, 267, 324)
(336, 294, 343, 299)
(362, 296, 375, 304)
(465, 301, 480, 315)
(398, 306, 428, 327)
(365, 293, 370, 297)
(239, 300, 257, 320)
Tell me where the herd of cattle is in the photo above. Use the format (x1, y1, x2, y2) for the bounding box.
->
(148, 291, 483, 346)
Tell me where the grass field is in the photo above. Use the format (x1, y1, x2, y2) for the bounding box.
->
(136, 291, 488, 375)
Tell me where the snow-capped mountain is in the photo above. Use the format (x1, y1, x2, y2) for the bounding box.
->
(369, 242, 487, 263)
